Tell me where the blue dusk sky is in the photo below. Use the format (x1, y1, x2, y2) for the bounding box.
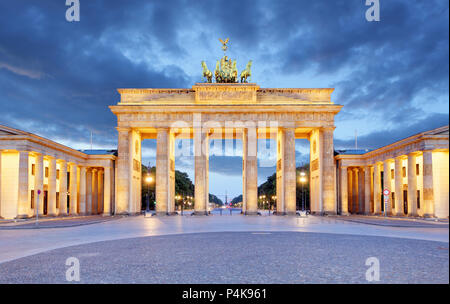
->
(0, 0, 448, 200)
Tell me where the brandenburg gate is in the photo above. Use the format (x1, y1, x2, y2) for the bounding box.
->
(110, 40, 342, 216)
(110, 83, 342, 216)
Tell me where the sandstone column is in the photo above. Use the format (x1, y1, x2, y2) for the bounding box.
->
(407, 153, 418, 216)
(92, 169, 98, 215)
(276, 128, 285, 214)
(78, 166, 86, 215)
(322, 127, 336, 214)
(422, 151, 434, 217)
(69, 163, 78, 215)
(383, 160, 392, 215)
(97, 169, 104, 214)
(103, 166, 111, 216)
(394, 157, 403, 215)
(352, 168, 359, 213)
(284, 128, 296, 215)
(364, 166, 371, 214)
(35, 153, 44, 215)
(243, 127, 258, 215)
(156, 128, 169, 215)
(373, 162, 381, 214)
(58, 160, 68, 215)
(347, 168, 353, 213)
(17, 151, 30, 218)
(116, 127, 130, 214)
(86, 168, 92, 215)
(168, 131, 176, 214)
(47, 157, 57, 216)
(340, 166, 349, 215)
(194, 126, 209, 215)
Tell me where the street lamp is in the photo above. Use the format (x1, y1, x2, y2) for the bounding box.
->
(145, 173, 154, 216)
(298, 172, 307, 212)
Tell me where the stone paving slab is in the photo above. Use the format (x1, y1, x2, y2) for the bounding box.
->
(0, 231, 447, 284)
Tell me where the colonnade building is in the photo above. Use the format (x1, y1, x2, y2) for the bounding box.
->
(335, 126, 449, 218)
(0, 84, 448, 220)
(0, 125, 116, 219)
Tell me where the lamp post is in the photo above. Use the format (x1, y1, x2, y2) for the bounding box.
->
(144, 173, 154, 217)
(298, 171, 307, 214)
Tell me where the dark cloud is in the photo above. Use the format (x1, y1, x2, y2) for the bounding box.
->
(0, 0, 448, 181)
(334, 113, 449, 150)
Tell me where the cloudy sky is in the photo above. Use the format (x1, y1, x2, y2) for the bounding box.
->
(0, 0, 448, 200)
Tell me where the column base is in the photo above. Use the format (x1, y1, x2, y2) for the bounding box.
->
(16, 214, 30, 219)
(340, 212, 350, 216)
(102, 213, 111, 217)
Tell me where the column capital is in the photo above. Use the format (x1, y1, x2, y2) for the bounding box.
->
(321, 126, 336, 131)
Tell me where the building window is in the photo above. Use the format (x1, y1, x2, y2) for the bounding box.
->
(56, 169, 60, 180)
(56, 192, 60, 209)
(417, 190, 420, 209)
(391, 192, 395, 209)
(45, 167, 49, 178)
(402, 167, 406, 178)
(416, 163, 420, 176)
(30, 190, 35, 209)
(391, 169, 394, 179)
(31, 164, 35, 176)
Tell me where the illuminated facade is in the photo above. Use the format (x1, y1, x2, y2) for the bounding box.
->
(335, 126, 449, 218)
(0, 85, 448, 220)
(110, 83, 341, 216)
(0, 125, 116, 219)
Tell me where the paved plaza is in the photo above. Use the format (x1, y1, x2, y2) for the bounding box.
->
(0, 212, 448, 283)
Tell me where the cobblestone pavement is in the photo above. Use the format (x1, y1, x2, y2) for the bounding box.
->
(0, 213, 448, 265)
(0, 231, 447, 284)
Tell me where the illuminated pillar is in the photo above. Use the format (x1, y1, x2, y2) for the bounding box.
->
(116, 127, 130, 214)
(194, 126, 209, 215)
(373, 162, 381, 214)
(92, 169, 98, 214)
(47, 157, 57, 216)
(103, 166, 111, 216)
(422, 151, 434, 217)
(97, 169, 103, 214)
(340, 166, 349, 215)
(407, 153, 418, 216)
(347, 168, 353, 213)
(58, 160, 68, 215)
(86, 168, 92, 215)
(69, 163, 78, 215)
(383, 160, 392, 215)
(17, 151, 30, 218)
(352, 168, 358, 213)
(156, 128, 169, 215)
(78, 166, 86, 215)
(35, 153, 44, 215)
(364, 166, 371, 214)
(394, 157, 403, 216)
(322, 127, 336, 214)
(243, 127, 258, 215)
